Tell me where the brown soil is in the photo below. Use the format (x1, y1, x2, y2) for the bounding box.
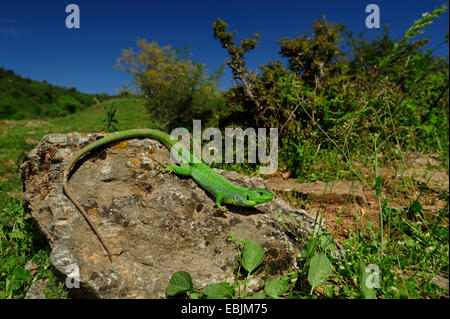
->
(266, 152, 449, 244)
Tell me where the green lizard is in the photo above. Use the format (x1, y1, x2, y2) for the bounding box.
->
(63, 128, 274, 261)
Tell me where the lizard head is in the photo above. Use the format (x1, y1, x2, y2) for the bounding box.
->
(246, 188, 274, 205)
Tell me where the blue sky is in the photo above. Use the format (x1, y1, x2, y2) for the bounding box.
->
(1, 0, 448, 94)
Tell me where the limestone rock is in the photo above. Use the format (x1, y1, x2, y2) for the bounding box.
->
(25, 279, 51, 299)
(266, 177, 366, 204)
(20, 132, 317, 299)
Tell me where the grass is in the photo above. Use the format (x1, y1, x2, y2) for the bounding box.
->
(272, 129, 449, 298)
(0, 97, 151, 202)
(210, 85, 449, 298)
(0, 97, 154, 298)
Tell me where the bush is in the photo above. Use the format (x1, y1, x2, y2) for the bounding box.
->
(213, 4, 449, 178)
(116, 39, 225, 130)
(54, 95, 82, 116)
(0, 68, 104, 120)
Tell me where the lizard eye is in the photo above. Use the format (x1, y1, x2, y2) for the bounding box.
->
(259, 192, 264, 196)
(247, 195, 250, 200)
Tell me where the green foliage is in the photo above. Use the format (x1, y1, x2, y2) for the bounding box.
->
(279, 16, 346, 86)
(308, 253, 333, 291)
(166, 238, 289, 299)
(263, 275, 290, 298)
(359, 262, 377, 299)
(165, 271, 194, 296)
(0, 68, 108, 120)
(102, 102, 119, 132)
(0, 3, 448, 300)
(241, 240, 265, 274)
(283, 174, 449, 299)
(345, 25, 395, 75)
(334, 203, 449, 299)
(213, 18, 261, 118)
(165, 240, 269, 298)
(0, 199, 67, 298)
(378, 4, 448, 73)
(213, 5, 449, 181)
(203, 282, 235, 299)
(166, 188, 448, 299)
(116, 39, 225, 130)
(0, 97, 154, 299)
(54, 95, 82, 115)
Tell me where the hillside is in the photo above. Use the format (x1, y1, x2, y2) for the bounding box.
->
(0, 97, 151, 202)
(0, 68, 110, 120)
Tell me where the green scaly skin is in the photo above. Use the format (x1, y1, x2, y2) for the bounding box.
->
(63, 128, 274, 261)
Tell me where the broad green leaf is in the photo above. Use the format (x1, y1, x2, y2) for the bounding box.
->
(308, 253, 333, 289)
(318, 231, 338, 252)
(165, 271, 194, 296)
(360, 262, 377, 299)
(189, 291, 206, 299)
(301, 238, 318, 259)
(249, 293, 269, 299)
(372, 177, 383, 197)
(241, 241, 264, 274)
(204, 282, 235, 299)
(263, 276, 290, 298)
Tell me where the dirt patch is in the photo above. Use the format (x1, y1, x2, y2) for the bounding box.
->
(268, 152, 448, 244)
(24, 120, 51, 128)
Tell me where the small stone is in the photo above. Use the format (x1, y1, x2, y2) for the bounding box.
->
(45, 134, 68, 144)
(25, 279, 51, 299)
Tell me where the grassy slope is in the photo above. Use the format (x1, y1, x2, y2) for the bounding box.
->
(0, 97, 152, 202)
(0, 67, 108, 120)
(0, 97, 156, 298)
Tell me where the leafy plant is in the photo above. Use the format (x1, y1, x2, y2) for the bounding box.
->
(308, 253, 333, 294)
(0, 200, 68, 299)
(213, 4, 448, 182)
(166, 236, 297, 299)
(0, 67, 105, 120)
(165, 271, 194, 296)
(241, 240, 265, 274)
(116, 39, 225, 130)
(102, 102, 119, 132)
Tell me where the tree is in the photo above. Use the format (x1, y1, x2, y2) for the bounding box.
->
(279, 17, 345, 87)
(116, 39, 224, 129)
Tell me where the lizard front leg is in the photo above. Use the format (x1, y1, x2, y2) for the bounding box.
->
(215, 195, 227, 211)
(164, 163, 192, 177)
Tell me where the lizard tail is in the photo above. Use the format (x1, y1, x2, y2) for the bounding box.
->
(63, 173, 113, 262)
(62, 129, 179, 263)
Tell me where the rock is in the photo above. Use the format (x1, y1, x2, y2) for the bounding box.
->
(25, 139, 40, 145)
(266, 177, 366, 204)
(380, 152, 449, 192)
(401, 168, 448, 192)
(20, 132, 317, 299)
(25, 279, 51, 299)
(431, 275, 449, 295)
(406, 152, 442, 168)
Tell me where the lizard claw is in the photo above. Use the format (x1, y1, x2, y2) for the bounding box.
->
(153, 159, 174, 175)
(156, 167, 174, 176)
(162, 167, 175, 174)
(217, 205, 228, 212)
